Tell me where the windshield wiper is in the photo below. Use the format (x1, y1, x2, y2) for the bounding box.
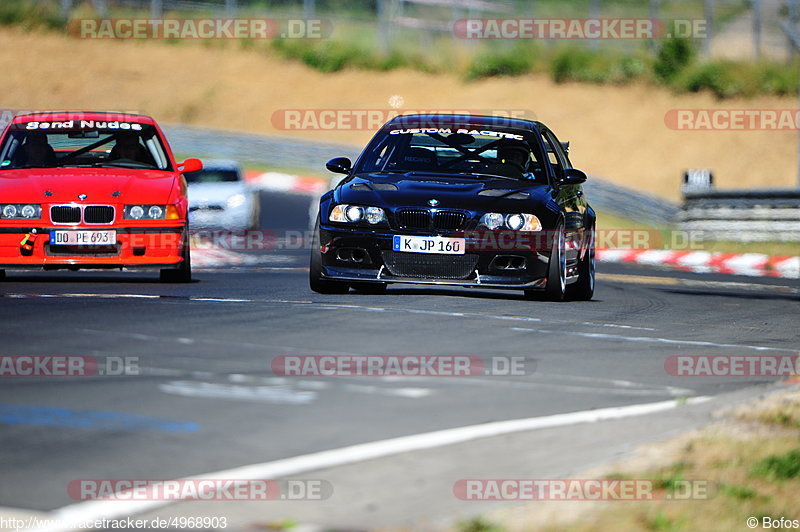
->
(463, 172, 526, 181)
(92, 161, 156, 169)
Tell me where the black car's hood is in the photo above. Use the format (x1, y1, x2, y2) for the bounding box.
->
(336, 172, 556, 213)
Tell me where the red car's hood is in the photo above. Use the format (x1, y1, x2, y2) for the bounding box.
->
(0, 168, 178, 204)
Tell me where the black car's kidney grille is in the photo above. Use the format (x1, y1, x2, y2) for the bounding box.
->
(396, 209, 467, 231)
(397, 209, 430, 230)
(433, 211, 466, 231)
(381, 251, 478, 280)
(84, 206, 114, 224)
(50, 206, 81, 224)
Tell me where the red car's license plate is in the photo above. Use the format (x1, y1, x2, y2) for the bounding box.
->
(49, 230, 117, 245)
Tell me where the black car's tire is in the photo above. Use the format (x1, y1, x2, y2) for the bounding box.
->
(160, 236, 192, 283)
(351, 282, 387, 294)
(544, 224, 567, 301)
(0, 270, 5, 281)
(309, 216, 350, 294)
(567, 227, 595, 301)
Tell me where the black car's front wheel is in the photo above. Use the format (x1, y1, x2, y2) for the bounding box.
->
(523, 224, 566, 301)
(309, 216, 350, 294)
(544, 224, 567, 301)
(566, 227, 595, 301)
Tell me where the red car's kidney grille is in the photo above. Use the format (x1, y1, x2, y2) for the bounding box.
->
(50, 206, 114, 224)
(84, 206, 114, 224)
(50, 206, 81, 224)
(381, 251, 478, 280)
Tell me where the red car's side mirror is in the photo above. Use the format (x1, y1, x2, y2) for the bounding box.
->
(177, 158, 203, 173)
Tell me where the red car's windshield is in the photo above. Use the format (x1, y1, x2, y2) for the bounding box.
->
(0, 121, 172, 171)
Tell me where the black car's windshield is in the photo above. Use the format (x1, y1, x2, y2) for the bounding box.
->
(0, 120, 172, 171)
(184, 168, 240, 183)
(354, 127, 548, 182)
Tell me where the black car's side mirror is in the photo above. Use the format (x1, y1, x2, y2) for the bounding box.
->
(326, 157, 352, 174)
(559, 168, 587, 185)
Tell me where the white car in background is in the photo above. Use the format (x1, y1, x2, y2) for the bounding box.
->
(186, 159, 260, 230)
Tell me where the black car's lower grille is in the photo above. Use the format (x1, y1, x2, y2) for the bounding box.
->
(50, 206, 81, 224)
(84, 206, 114, 224)
(433, 211, 466, 230)
(381, 251, 478, 280)
(397, 209, 429, 230)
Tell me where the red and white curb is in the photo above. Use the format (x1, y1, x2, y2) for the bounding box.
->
(598, 249, 799, 279)
(190, 247, 246, 268)
(245, 170, 328, 195)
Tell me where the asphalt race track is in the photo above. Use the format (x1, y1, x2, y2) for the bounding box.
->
(0, 189, 797, 529)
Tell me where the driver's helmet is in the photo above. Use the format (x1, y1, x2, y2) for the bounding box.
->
(496, 139, 530, 170)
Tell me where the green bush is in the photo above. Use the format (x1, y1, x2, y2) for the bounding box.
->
(654, 36, 695, 83)
(680, 61, 743, 98)
(271, 38, 417, 73)
(466, 44, 538, 80)
(549, 47, 647, 85)
(753, 61, 800, 96)
(0, 0, 63, 30)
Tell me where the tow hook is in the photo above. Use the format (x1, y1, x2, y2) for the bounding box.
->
(20, 229, 38, 256)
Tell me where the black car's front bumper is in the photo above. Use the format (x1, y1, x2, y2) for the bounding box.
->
(317, 224, 571, 289)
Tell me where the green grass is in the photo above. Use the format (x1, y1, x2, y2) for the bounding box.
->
(751, 450, 800, 480)
(719, 483, 760, 501)
(457, 517, 507, 532)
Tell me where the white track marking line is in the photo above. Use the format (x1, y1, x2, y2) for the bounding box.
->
(380, 374, 693, 397)
(311, 303, 657, 331)
(159, 381, 317, 405)
(510, 327, 795, 353)
(35, 397, 709, 532)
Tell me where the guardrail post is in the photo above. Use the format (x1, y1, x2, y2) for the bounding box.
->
(60, 0, 72, 19)
(589, 0, 601, 50)
(150, 0, 162, 20)
(648, 0, 660, 53)
(703, 0, 713, 56)
(304, 0, 315, 18)
(752, 0, 761, 60)
(377, 0, 390, 54)
(225, 0, 237, 17)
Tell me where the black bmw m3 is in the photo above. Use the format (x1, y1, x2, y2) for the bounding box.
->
(310, 114, 596, 301)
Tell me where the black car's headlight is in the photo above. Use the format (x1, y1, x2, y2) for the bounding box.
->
(0, 204, 41, 219)
(124, 204, 168, 220)
(480, 213, 542, 231)
(329, 205, 386, 225)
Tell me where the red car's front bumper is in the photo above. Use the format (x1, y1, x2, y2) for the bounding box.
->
(0, 225, 187, 270)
